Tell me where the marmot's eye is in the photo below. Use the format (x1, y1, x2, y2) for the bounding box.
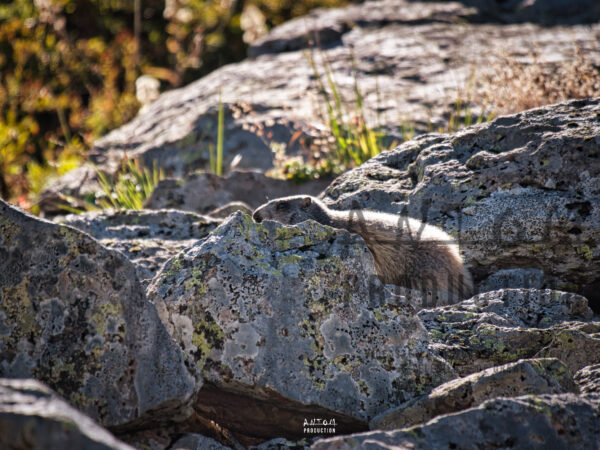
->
(276, 202, 289, 211)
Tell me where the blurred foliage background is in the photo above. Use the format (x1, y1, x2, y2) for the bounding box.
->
(0, 0, 348, 205)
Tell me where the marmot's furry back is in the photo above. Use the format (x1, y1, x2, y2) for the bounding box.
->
(253, 195, 473, 302)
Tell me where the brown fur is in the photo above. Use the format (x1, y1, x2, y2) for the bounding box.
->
(253, 195, 473, 301)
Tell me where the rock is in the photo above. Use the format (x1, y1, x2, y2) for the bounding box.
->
(369, 357, 578, 430)
(575, 364, 600, 396)
(147, 212, 455, 442)
(144, 170, 331, 215)
(39, 1, 600, 215)
(170, 433, 232, 450)
(312, 394, 600, 449)
(58, 209, 220, 287)
(478, 268, 546, 292)
(323, 98, 600, 310)
(418, 288, 599, 376)
(0, 199, 198, 427)
(0, 378, 133, 450)
(207, 202, 253, 219)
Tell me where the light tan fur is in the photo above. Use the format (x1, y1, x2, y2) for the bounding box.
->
(253, 195, 473, 301)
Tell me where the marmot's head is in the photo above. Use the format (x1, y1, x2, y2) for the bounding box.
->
(253, 195, 330, 225)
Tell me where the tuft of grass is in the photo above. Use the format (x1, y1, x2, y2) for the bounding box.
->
(95, 158, 164, 210)
(478, 46, 600, 115)
(208, 92, 225, 176)
(305, 49, 391, 169)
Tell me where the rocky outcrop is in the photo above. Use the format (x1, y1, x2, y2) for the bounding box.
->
(147, 212, 455, 443)
(575, 364, 600, 396)
(418, 289, 599, 376)
(323, 98, 600, 310)
(0, 378, 133, 450)
(38, 0, 600, 216)
(369, 357, 578, 430)
(0, 199, 198, 428)
(312, 394, 600, 449)
(59, 209, 220, 286)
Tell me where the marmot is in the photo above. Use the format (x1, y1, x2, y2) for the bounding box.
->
(253, 195, 473, 301)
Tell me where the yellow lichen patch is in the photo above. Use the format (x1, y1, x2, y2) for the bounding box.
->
(192, 315, 225, 370)
(0, 215, 20, 243)
(0, 279, 40, 351)
(90, 301, 125, 336)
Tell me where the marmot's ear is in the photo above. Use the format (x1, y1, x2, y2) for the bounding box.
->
(301, 197, 312, 209)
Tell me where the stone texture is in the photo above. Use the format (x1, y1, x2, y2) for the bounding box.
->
(370, 357, 577, 430)
(575, 364, 600, 397)
(418, 288, 599, 376)
(170, 433, 232, 450)
(39, 1, 600, 215)
(323, 99, 600, 310)
(0, 199, 198, 427)
(312, 394, 600, 449)
(144, 170, 331, 215)
(59, 209, 220, 287)
(0, 378, 133, 450)
(147, 212, 455, 441)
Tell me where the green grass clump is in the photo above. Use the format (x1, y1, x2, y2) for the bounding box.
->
(305, 49, 390, 169)
(208, 94, 225, 176)
(95, 159, 164, 210)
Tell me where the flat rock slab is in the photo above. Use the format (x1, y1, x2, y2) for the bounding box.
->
(312, 393, 600, 449)
(0, 378, 133, 450)
(59, 209, 220, 287)
(147, 212, 455, 441)
(418, 288, 599, 376)
(370, 357, 577, 430)
(0, 199, 198, 427)
(39, 1, 600, 214)
(323, 98, 600, 310)
(144, 170, 331, 215)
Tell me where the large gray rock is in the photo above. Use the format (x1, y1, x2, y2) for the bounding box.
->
(59, 209, 220, 287)
(323, 98, 600, 310)
(39, 1, 600, 214)
(144, 170, 331, 215)
(370, 357, 578, 430)
(418, 289, 599, 376)
(0, 378, 133, 450)
(0, 199, 198, 427)
(147, 212, 455, 441)
(312, 394, 600, 449)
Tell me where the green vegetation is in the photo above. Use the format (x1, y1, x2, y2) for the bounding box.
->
(95, 159, 164, 210)
(0, 0, 349, 207)
(209, 93, 225, 176)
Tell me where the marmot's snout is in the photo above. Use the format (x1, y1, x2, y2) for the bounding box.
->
(252, 211, 263, 223)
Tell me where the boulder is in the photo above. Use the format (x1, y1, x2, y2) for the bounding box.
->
(144, 170, 331, 215)
(0, 378, 133, 450)
(0, 199, 198, 427)
(312, 394, 600, 449)
(59, 209, 220, 287)
(418, 288, 599, 376)
(370, 357, 577, 430)
(323, 98, 600, 310)
(575, 364, 600, 396)
(147, 212, 455, 442)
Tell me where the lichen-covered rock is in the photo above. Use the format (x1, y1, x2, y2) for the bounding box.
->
(59, 209, 220, 286)
(0, 199, 198, 427)
(575, 364, 600, 396)
(418, 289, 599, 376)
(170, 433, 232, 450)
(144, 170, 330, 215)
(0, 378, 133, 450)
(370, 357, 577, 430)
(147, 212, 455, 441)
(323, 98, 600, 310)
(312, 394, 600, 449)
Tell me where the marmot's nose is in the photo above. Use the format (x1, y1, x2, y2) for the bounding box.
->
(253, 212, 263, 223)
